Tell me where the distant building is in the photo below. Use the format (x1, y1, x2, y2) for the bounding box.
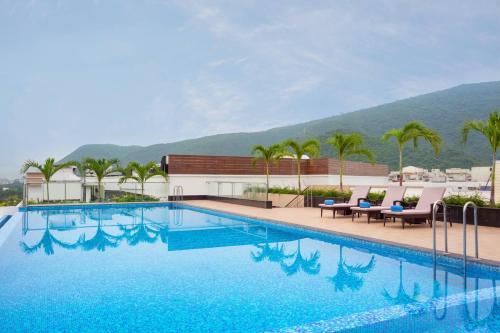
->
(389, 165, 489, 184)
(445, 168, 471, 182)
(471, 166, 491, 182)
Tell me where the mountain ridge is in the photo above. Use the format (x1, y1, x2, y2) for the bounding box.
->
(60, 81, 500, 170)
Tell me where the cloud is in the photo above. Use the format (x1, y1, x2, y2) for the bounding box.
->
(208, 57, 247, 67)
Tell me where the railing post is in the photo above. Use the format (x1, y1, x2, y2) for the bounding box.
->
(462, 201, 479, 273)
(432, 200, 448, 263)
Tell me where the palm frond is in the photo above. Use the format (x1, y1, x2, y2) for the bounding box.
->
(20, 160, 42, 174)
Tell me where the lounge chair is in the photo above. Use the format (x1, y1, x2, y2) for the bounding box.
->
(381, 187, 446, 229)
(351, 186, 406, 223)
(319, 185, 371, 218)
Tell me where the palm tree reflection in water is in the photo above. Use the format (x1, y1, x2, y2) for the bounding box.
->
(20, 212, 81, 255)
(328, 245, 375, 292)
(251, 242, 293, 264)
(382, 261, 424, 305)
(20, 207, 169, 255)
(119, 208, 169, 246)
(80, 210, 121, 252)
(251, 239, 320, 276)
(280, 240, 321, 276)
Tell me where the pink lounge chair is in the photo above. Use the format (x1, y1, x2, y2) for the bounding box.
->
(318, 186, 371, 218)
(351, 186, 406, 223)
(381, 187, 446, 229)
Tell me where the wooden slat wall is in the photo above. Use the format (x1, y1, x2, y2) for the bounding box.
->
(167, 155, 389, 176)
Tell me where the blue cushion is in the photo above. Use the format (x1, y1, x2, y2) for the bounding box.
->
(359, 201, 371, 208)
(390, 205, 404, 212)
(324, 199, 335, 205)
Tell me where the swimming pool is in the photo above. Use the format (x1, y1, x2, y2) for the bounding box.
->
(0, 203, 499, 332)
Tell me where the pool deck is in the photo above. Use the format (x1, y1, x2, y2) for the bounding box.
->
(184, 200, 500, 265)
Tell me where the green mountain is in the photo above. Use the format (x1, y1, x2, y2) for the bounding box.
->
(61, 81, 500, 171)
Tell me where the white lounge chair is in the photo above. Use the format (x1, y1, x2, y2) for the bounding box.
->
(381, 187, 446, 229)
(351, 186, 406, 223)
(319, 186, 371, 218)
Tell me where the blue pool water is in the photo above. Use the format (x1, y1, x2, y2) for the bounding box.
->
(1, 203, 500, 332)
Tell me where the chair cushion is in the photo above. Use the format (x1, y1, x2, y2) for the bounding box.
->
(359, 201, 371, 208)
(324, 199, 335, 205)
(390, 205, 404, 212)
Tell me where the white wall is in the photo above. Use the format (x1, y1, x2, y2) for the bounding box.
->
(27, 182, 81, 202)
(84, 175, 169, 200)
(168, 174, 389, 196)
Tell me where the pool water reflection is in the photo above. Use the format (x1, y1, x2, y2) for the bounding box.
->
(0, 203, 499, 332)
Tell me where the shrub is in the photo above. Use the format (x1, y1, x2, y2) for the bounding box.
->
(268, 187, 299, 195)
(404, 195, 420, 206)
(0, 197, 21, 206)
(367, 191, 385, 202)
(243, 186, 267, 194)
(316, 189, 351, 199)
(443, 194, 487, 207)
(113, 194, 159, 202)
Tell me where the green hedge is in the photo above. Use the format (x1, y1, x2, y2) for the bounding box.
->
(268, 188, 498, 208)
(403, 195, 420, 206)
(401, 194, 493, 208)
(443, 194, 488, 207)
(268, 187, 299, 195)
(113, 194, 159, 202)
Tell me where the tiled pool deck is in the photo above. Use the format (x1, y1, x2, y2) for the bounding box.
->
(184, 200, 500, 265)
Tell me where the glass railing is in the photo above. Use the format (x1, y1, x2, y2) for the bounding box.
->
(206, 181, 268, 201)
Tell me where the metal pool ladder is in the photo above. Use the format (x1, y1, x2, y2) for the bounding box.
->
(432, 200, 479, 273)
(432, 200, 449, 262)
(462, 201, 479, 272)
(173, 185, 184, 201)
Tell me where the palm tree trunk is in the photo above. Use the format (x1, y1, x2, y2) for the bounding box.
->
(98, 180, 102, 202)
(297, 159, 301, 193)
(265, 162, 270, 202)
(141, 182, 145, 199)
(491, 150, 497, 205)
(339, 158, 343, 191)
(399, 147, 403, 187)
(46, 180, 50, 202)
(82, 174, 86, 202)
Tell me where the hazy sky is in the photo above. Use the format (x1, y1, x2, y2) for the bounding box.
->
(2, 0, 500, 178)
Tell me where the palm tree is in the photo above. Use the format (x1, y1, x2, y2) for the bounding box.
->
(327, 245, 375, 292)
(327, 132, 375, 190)
(84, 158, 120, 201)
(251, 144, 284, 200)
(118, 161, 168, 198)
(462, 110, 500, 205)
(282, 138, 320, 193)
(20, 158, 74, 201)
(381, 121, 442, 186)
(280, 239, 321, 276)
